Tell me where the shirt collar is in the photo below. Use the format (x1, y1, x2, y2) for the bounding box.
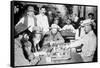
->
(87, 30, 94, 35)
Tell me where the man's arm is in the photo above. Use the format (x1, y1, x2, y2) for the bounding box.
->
(15, 17, 24, 27)
(44, 16, 49, 33)
(71, 25, 76, 33)
(70, 39, 82, 48)
(62, 25, 67, 30)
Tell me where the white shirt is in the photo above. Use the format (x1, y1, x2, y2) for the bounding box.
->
(36, 14, 49, 34)
(70, 30, 96, 57)
(62, 24, 76, 32)
(16, 15, 35, 32)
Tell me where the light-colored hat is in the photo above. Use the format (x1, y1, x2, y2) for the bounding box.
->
(81, 19, 93, 26)
(27, 6, 35, 12)
(49, 24, 60, 30)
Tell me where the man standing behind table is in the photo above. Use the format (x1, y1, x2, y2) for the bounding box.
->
(68, 23, 97, 62)
(15, 6, 37, 33)
(36, 6, 49, 35)
(62, 19, 76, 33)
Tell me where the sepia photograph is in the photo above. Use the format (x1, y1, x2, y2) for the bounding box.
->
(11, 1, 98, 67)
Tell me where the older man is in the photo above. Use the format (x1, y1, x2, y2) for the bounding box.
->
(15, 6, 37, 33)
(69, 23, 97, 62)
(43, 24, 64, 47)
(14, 33, 30, 66)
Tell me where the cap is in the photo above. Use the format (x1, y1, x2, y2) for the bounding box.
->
(49, 24, 60, 30)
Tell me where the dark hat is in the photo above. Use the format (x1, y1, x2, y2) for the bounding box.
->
(88, 13, 94, 16)
(32, 26, 43, 34)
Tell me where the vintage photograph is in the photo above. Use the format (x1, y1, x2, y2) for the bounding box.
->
(11, 1, 98, 67)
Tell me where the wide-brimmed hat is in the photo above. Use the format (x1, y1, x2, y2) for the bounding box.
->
(80, 19, 96, 30)
(81, 19, 93, 26)
(32, 26, 43, 34)
(30, 26, 43, 39)
(27, 6, 35, 12)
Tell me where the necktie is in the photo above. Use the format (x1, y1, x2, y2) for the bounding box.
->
(79, 27, 81, 37)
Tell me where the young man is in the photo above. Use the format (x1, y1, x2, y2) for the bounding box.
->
(62, 19, 76, 33)
(68, 23, 97, 62)
(15, 6, 37, 33)
(36, 7, 49, 35)
(53, 17, 62, 30)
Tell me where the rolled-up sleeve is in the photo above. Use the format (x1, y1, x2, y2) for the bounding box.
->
(15, 17, 24, 26)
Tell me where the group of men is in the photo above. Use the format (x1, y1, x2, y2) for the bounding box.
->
(14, 5, 97, 66)
(15, 6, 49, 34)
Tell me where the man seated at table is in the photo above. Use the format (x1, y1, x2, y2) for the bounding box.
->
(68, 22, 97, 62)
(42, 24, 65, 48)
(29, 26, 43, 52)
(21, 32, 41, 65)
(14, 32, 31, 66)
(62, 19, 76, 33)
(75, 13, 96, 40)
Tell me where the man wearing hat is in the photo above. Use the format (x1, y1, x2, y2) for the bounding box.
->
(43, 24, 64, 47)
(14, 30, 31, 66)
(80, 13, 96, 29)
(14, 26, 41, 66)
(30, 26, 43, 52)
(21, 32, 41, 65)
(75, 13, 96, 40)
(68, 23, 97, 62)
(15, 6, 37, 33)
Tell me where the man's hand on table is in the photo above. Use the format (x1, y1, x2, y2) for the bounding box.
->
(65, 44, 70, 49)
(50, 41, 55, 46)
